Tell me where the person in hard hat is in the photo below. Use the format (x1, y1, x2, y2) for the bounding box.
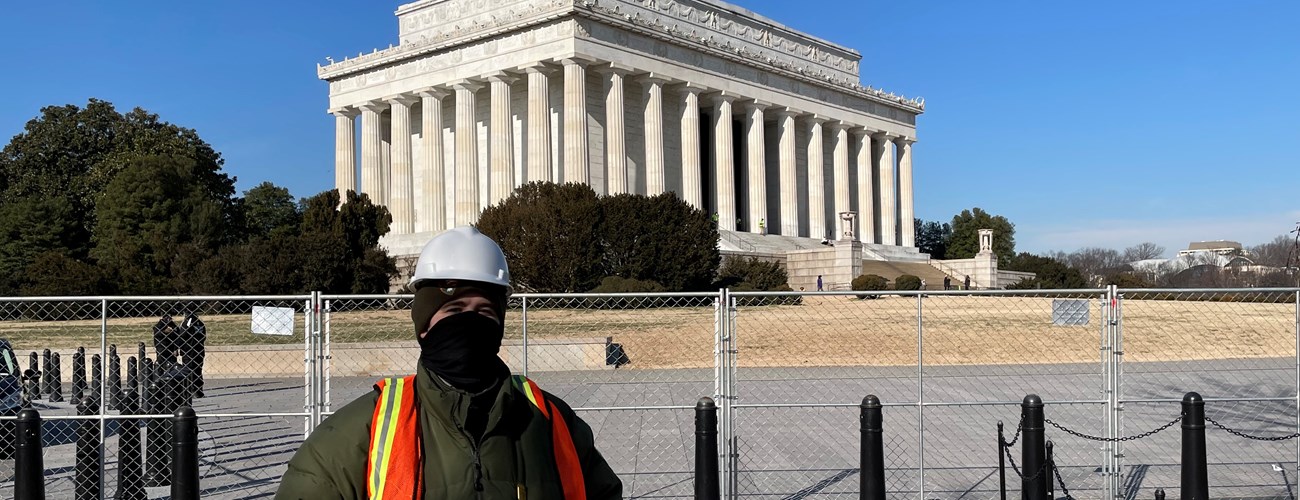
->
(276, 226, 622, 499)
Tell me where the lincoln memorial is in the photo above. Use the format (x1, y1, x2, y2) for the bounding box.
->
(319, 0, 925, 273)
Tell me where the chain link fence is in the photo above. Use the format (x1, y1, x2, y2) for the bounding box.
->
(1, 288, 1298, 498)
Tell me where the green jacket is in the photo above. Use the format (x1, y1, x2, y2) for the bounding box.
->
(275, 366, 622, 499)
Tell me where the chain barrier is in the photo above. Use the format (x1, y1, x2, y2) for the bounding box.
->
(1052, 457, 1072, 500)
(1044, 414, 1183, 442)
(1205, 415, 1300, 442)
(1001, 444, 1053, 483)
(1004, 418, 1024, 448)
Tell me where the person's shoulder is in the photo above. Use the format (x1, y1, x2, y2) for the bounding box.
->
(314, 389, 380, 437)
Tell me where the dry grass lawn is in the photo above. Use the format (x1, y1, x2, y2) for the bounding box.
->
(1, 295, 1293, 369)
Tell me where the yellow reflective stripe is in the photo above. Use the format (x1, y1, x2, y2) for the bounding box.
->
(521, 379, 541, 411)
(378, 379, 407, 497)
(369, 377, 402, 499)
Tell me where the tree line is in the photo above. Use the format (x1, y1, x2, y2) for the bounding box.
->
(0, 99, 396, 296)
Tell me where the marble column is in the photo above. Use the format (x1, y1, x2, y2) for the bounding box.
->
(711, 94, 737, 232)
(603, 66, 631, 195)
(386, 95, 418, 235)
(832, 122, 851, 238)
(331, 108, 358, 200)
(418, 89, 448, 233)
(359, 102, 386, 204)
(807, 117, 827, 240)
(744, 100, 768, 235)
(488, 72, 517, 206)
(453, 81, 484, 226)
(679, 85, 704, 209)
(642, 77, 667, 196)
(561, 59, 589, 184)
(873, 132, 897, 246)
(896, 136, 916, 247)
(522, 63, 553, 183)
(775, 109, 798, 236)
(854, 129, 876, 243)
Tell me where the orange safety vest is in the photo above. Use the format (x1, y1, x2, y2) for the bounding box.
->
(366, 375, 586, 500)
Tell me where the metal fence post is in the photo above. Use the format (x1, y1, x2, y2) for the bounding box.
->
(916, 292, 926, 500)
(696, 397, 720, 500)
(1022, 394, 1047, 500)
(14, 408, 44, 500)
(1294, 289, 1299, 482)
(521, 295, 529, 376)
(1181, 392, 1208, 500)
(861, 395, 885, 500)
(725, 289, 738, 499)
(1111, 284, 1125, 498)
(997, 421, 1007, 500)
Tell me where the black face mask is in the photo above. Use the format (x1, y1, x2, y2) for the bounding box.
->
(418, 311, 509, 393)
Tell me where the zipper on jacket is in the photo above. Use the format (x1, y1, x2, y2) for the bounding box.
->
(452, 393, 487, 493)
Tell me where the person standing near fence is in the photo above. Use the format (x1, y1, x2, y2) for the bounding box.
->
(179, 312, 206, 399)
(152, 315, 179, 371)
(276, 226, 622, 500)
(816, 275, 824, 291)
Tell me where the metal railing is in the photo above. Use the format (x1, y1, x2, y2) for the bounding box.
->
(0, 287, 1297, 499)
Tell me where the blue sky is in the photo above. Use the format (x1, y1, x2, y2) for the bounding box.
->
(2, 1, 1297, 256)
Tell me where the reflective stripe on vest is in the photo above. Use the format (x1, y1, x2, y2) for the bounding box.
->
(367, 376, 421, 500)
(511, 375, 587, 500)
(367, 375, 586, 500)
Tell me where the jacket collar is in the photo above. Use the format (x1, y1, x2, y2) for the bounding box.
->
(414, 363, 522, 436)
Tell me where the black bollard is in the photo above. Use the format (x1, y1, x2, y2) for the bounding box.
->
(997, 421, 1007, 500)
(1181, 392, 1208, 500)
(1155, 488, 1166, 500)
(21, 369, 38, 408)
(91, 353, 103, 400)
(172, 406, 200, 500)
(72, 347, 86, 406)
(1021, 394, 1047, 500)
(126, 356, 139, 400)
(860, 395, 885, 500)
(27, 352, 40, 401)
(75, 398, 102, 500)
(49, 352, 64, 402)
(140, 357, 154, 413)
(41, 349, 52, 397)
(695, 397, 720, 500)
(108, 344, 122, 410)
(144, 378, 173, 487)
(1045, 441, 1055, 499)
(117, 388, 146, 500)
(15, 408, 45, 500)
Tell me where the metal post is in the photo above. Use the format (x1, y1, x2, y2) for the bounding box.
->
(1022, 394, 1047, 500)
(117, 388, 146, 500)
(172, 406, 200, 500)
(108, 344, 122, 410)
(725, 289, 738, 499)
(860, 395, 885, 500)
(90, 353, 103, 404)
(1113, 285, 1126, 498)
(1294, 290, 1299, 483)
(75, 398, 101, 500)
(48, 351, 63, 402)
(1181, 392, 1208, 500)
(1045, 440, 1055, 500)
(998, 421, 1007, 500)
(696, 397, 720, 500)
(14, 408, 44, 500)
(521, 295, 529, 376)
(917, 292, 926, 499)
(72, 346, 86, 406)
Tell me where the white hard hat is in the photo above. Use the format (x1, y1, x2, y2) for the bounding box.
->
(409, 226, 512, 293)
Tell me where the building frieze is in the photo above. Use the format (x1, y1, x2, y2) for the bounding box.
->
(319, 0, 922, 113)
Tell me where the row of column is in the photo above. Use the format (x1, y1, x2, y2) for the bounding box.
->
(332, 59, 916, 246)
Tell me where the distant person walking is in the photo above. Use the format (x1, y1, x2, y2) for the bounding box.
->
(816, 275, 824, 291)
(758, 218, 766, 235)
(964, 275, 971, 290)
(943, 276, 951, 290)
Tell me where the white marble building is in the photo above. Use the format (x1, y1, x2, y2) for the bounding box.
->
(319, 0, 923, 258)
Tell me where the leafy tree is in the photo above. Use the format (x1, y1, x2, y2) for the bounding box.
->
(914, 219, 951, 259)
(0, 197, 82, 294)
(477, 182, 605, 293)
(590, 276, 667, 293)
(945, 208, 1015, 262)
(242, 181, 301, 240)
(599, 192, 718, 291)
(19, 252, 105, 297)
(297, 189, 396, 294)
(1003, 252, 1088, 289)
(1121, 242, 1166, 262)
(91, 155, 227, 294)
